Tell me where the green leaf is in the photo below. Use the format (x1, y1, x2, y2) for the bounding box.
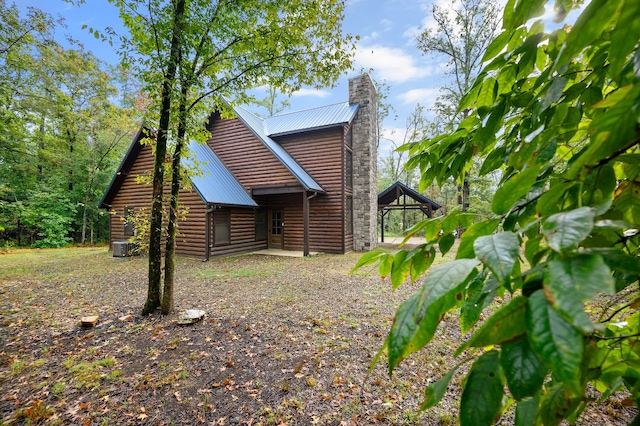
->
(439, 233, 455, 255)
(441, 209, 461, 234)
(614, 181, 640, 225)
(425, 218, 442, 242)
(542, 75, 568, 109)
(473, 232, 520, 283)
(408, 245, 435, 283)
(457, 219, 501, 259)
(458, 296, 527, 356)
(524, 234, 545, 266)
(390, 250, 410, 289)
(351, 250, 386, 272)
(387, 259, 480, 373)
(460, 274, 501, 334)
(592, 248, 640, 275)
(459, 78, 483, 112)
(477, 77, 498, 109)
(421, 363, 461, 410)
(501, 336, 547, 400)
(515, 395, 540, 426)
(539, 384, 581, 426)
(569, 86, 640, 178)
(492, 166, 541, 215)
(388, 292, 421, 373)
(527, 290, 584, 395)
(483, 30, 510, 62)
(460, 350, 504, 426)
(544, 254, 614, 333)
(556, 0, 619, 70)
(543, 207, 594, 253)
(609, 0, 640, 79)
(379, 254, 393, 279)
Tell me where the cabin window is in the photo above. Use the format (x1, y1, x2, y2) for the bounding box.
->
(124, 207, 134, 236)
(346, 127, 353, 148)
(346, 149, 353, 189)
(214, 209, 231, 245)
(346, 196, 353, 235)
(255, 208, 267, 241)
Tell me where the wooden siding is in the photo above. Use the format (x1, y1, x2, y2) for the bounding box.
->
(249, 193, 305, 251)
(276, 127, 346, 253)
(209, 208, 266, 258)
(108, 144, 207, 258)
(207, 118, 300, 191)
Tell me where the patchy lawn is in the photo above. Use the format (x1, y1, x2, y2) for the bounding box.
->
(0, 247, 635, 425)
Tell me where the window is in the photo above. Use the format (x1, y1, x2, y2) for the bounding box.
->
(346, 196, 353, 235)
(124, 207, 134, 236)
(346, 149, 353, 189)
(214, 209, 230, 245)
(255, 208, 267, 241)
(346, 127, 353, 148)
(271, 210, 283, 235)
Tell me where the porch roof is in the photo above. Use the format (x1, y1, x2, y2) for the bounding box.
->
(186, 141, 258, 207)
(378, 181, 441, 210)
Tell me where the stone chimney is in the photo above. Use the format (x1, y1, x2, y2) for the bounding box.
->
(349, 75, 378, 252)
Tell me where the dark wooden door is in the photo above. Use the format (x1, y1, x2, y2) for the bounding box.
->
(269, 210, 284, 249)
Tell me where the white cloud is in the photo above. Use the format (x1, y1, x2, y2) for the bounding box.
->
(291, 88, 331, 98)
(379, 18, 393, 31)
(355, 44, 435, 84)
(360, 31, 380, 43)
(398, 88, 441, 107)
(402, 24, 422, 42)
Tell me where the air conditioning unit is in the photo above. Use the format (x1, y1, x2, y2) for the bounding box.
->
(113, 241, 137, 257)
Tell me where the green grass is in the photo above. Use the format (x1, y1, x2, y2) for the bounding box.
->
(182, 266, 274, 280)
(0, 246, 123, 280)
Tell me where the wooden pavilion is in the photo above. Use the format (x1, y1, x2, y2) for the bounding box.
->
(377, 181, 441, 242)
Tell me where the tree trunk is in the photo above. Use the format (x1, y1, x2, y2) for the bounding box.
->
(81, 178, 93, 244)
(162, 84, 188, 315)
(142, 0, 186, 316)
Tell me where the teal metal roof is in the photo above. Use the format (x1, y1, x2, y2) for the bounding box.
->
(186, 141, 257, 207)
(264, 102, 359, 136)
(232, 105, 325, 193)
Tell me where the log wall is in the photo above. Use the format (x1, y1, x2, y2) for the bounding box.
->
(108, 144, 207, 258)
(276, 127, 348, 253)
(207, 118, 300, 190)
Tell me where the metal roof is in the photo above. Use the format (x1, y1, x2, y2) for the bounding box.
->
(378, 181, 442, 209)
(264, 102, 359, 136)
(186, 141, 257, 207)
(232, 104, 325, 193)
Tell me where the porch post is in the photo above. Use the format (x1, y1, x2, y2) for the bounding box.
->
(303, 191, 309, 256)
(380, 209, 385, 243)
(204, 205, 211, 261)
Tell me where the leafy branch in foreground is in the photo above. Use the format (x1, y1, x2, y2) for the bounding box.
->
(355, 0, 640, 424)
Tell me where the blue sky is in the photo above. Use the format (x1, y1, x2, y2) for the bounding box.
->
(15, 0, 582, 155)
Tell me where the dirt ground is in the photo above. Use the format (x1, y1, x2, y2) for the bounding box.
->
(0, 247, 636, 425)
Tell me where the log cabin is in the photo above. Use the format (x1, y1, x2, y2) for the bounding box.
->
(99, 75, 378, 259)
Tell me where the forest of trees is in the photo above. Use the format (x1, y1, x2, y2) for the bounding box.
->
(0, 1, 137, 247)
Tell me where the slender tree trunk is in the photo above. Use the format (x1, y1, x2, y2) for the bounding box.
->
(162, 83, 188, 315)
(81, 176, 94, 244)
(142, 0, 186, 316)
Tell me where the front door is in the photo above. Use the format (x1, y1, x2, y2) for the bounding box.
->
(269, 210, 284, 249)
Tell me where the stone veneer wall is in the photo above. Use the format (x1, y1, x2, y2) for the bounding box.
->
(348, 75, 378, 252)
